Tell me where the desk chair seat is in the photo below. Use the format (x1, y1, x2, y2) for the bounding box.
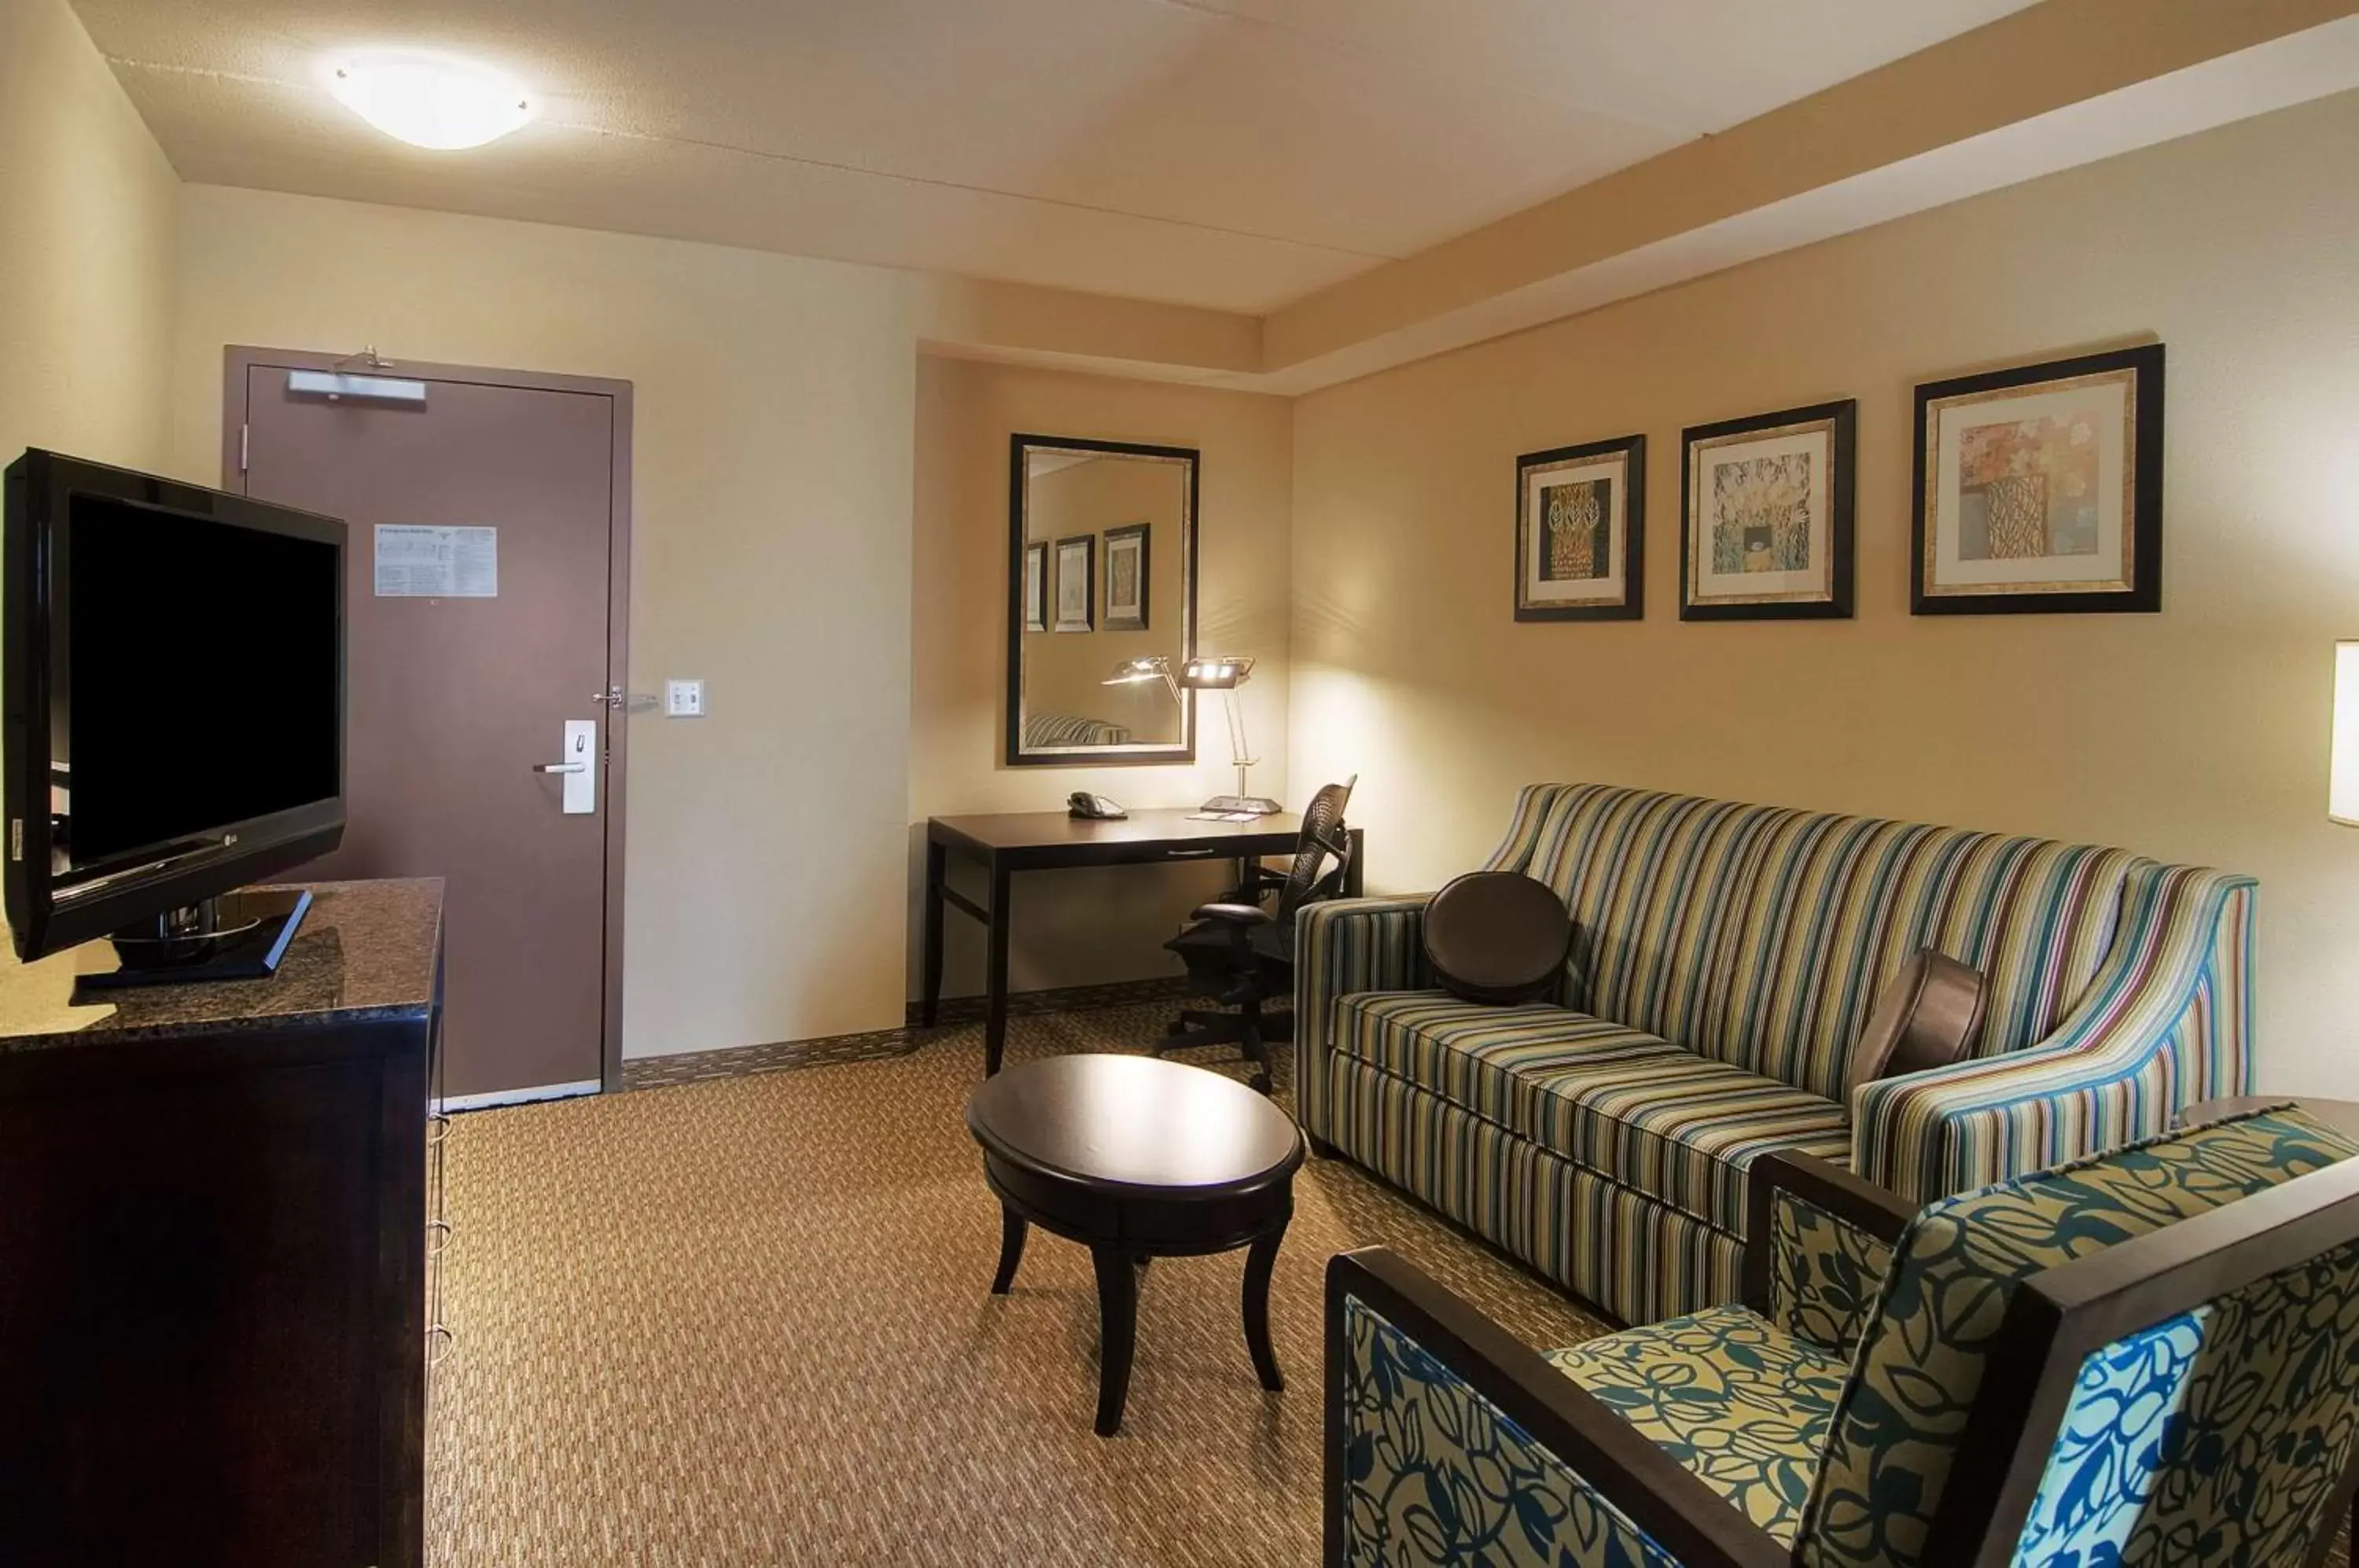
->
(1166, 916, 1293, 967)
(1161, 779, 1353, 1092)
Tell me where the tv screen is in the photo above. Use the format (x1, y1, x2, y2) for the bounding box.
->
(5, 450, 346, 962)
(61, 495, 342, 868)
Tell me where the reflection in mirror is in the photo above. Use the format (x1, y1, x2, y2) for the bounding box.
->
(1007, 436, 1197, 766)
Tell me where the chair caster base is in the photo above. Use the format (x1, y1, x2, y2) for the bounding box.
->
(1152, 1017, 1276, 1096)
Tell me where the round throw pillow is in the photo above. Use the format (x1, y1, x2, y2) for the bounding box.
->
(1422, 870, 1573, 1006)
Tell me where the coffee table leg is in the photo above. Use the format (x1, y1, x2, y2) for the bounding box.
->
(1242, 1225, 1286, 1392)
(990, 1205, 1027, 1294)
(1091, 1246, 1138, 1437)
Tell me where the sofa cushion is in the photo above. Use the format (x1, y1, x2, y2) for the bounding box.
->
(1518, 787, 1773, 1049)
(1513, 785, 2134, 1102)
(1422, 870, 1573, 1005)
(1841, 948, 1985, 1098)
(1546, 1304, 1850, 1547)
(1337, 990, 1680, 1133)
(1336, 992, 1850, 1234)
(1515, 1036, 1853, 1235)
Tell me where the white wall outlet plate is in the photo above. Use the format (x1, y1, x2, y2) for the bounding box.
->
(664, 679, 705, 717)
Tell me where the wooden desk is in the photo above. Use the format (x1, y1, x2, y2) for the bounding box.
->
(922, 808, 1365, 1075)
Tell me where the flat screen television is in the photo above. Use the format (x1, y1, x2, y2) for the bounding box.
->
(4, 449, 346, 977)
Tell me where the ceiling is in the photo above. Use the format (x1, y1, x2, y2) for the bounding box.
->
(75, 0, 2041, 313)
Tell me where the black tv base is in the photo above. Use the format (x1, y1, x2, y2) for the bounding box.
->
(79, 887, 313, 992)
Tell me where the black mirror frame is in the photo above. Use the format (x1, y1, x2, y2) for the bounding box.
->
(1004, 432, 1198, 768)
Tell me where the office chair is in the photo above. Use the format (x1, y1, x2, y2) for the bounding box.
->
(1159, 777, 1356, 1092)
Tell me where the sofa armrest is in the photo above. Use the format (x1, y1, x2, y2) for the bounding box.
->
(1294, 893, 1435, 1139)
(1852, 862, 2257, 1205)
(1741, 1153, 1914, 1358)
(1328, 1249, 1786, 1568)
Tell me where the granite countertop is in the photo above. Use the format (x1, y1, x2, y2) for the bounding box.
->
(0, 878, 444, 1051)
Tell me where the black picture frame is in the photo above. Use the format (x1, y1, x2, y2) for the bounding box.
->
(1514, 434, 1645, 622)
(1679, 399, 1855, 622)
(1910, 343, 2164, 616)
(1051, 532, 1095, 632)
(1102, 521, 1150, 631)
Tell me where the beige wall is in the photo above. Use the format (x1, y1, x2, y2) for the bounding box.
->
(21, 0, 2357, 1089)
(911, 356, 1291, 997)
(1287, 88, 2359, 1097)
(169, 185, 926, 1058)
(0, 0, 177, 473)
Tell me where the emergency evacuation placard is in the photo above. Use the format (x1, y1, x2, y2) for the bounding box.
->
(374, 524, 498, 598)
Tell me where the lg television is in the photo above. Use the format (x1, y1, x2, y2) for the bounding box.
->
(3, 449, 346, 981)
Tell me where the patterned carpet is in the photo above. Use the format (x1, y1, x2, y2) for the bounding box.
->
(428, 999, 2357, 1568)
(426, 1002, 1614, 1566)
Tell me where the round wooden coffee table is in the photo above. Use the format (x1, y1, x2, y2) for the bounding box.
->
(966, 1053, 1306, 1436)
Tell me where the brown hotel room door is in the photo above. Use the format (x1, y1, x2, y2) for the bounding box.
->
(226, 348, 631, 1106)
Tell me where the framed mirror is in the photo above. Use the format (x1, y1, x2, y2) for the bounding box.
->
(1006, 433, 1198, 767)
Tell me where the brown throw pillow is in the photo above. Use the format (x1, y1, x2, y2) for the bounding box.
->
(1422, 871, 1573, 1006)
(1845, 949, 1988, 1099)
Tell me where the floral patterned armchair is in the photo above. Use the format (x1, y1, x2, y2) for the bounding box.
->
(1326, 1105, 2359, 1567)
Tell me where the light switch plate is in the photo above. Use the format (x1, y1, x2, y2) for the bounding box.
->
(664, 679, 705, 717)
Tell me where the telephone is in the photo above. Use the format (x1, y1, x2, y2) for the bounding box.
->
(1067, 792, 1128, 820)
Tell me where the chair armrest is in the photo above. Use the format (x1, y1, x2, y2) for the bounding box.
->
(1852, 862, 2257, 1205)
(1192, 902, 1274, 926)
(1293, 893, 1437, 1139)
(1741, 1153, 1914, 1357)
(1328, 1248, 1787, 1568)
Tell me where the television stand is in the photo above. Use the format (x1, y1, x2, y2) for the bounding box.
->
(82, 887, 313, 992)
(0, 879, 443, 1566)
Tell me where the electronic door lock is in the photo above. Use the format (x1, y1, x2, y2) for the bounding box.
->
(534, 721, 598, 812)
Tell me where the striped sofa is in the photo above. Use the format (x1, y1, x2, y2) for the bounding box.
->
(1295, 783, 2254, 1324)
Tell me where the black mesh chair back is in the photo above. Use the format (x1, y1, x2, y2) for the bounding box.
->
(1159, 774, 1359, 1092)
(1275, 776, 1356, 920)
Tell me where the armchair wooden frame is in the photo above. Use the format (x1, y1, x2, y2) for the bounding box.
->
(1327, 1148, 2359, 1567)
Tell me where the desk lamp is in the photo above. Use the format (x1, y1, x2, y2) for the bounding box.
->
(1102, 654, 1281, 815)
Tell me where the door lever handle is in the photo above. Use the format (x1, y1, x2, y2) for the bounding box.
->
(533, 761, 588, 775)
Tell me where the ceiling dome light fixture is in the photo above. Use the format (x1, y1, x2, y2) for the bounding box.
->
(329, 54, 532, 150)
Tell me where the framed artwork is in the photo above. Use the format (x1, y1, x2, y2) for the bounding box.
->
(1102, 522, 1150, 631)
(1514, 434, 1644, 621)
(1022, 540, 1047, 632)
(1680, 399, 1855, 620)
(1912, 344, 2163, 615)
(1053, 533, 1095, 632)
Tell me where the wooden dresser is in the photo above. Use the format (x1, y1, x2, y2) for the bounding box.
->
(0, 878, 446, 1567)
